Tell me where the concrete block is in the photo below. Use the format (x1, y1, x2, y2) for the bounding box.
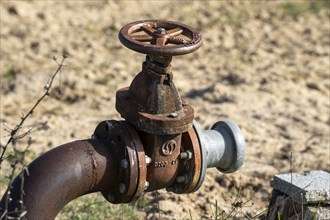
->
(270, 170, 330, 204)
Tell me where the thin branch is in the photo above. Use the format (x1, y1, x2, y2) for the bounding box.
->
(0, 55, 67, 164)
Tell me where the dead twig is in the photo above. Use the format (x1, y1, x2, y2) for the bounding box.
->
(222, 188, 254, 220)
(0, 55, 67, 165)
(0, 55, 67, 220)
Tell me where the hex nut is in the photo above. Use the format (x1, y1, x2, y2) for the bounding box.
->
(108, 193, 116, 203)
(120, 159, 129, 169)
(180, 150, 192, 160)
(119, 183, 126, 194)
(144, 181, 149, 190)
(145, 156, 152, 166)
(166, 186, 174, 192)
(176, 175, 187, 183)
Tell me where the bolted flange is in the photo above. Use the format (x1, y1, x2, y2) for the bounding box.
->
(93, 120, 147, 204)
(166, 120, 245, 194)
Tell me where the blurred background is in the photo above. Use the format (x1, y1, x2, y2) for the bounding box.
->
(1, 1, 329, 219)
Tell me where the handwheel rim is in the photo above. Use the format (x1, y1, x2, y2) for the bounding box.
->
(119, 19, 202, 56)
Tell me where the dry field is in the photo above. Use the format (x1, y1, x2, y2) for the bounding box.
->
(1, 1, 329, 219)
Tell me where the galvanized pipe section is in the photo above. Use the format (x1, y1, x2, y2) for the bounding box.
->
(0, 139, 118, 220)
(202, 129, 225, 168)
(191, 120, 246, 192)
(204, 120, 245, 173)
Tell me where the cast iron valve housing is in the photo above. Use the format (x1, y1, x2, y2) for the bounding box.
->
(93, 20, 246, 204)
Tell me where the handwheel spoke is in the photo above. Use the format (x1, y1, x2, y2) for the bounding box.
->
(165, 27, 183, 37)
(132, 34, 153, 42)
(167, 37, 187, 45)
(141, 24, 156, 35)
(156, 37, 167, 46)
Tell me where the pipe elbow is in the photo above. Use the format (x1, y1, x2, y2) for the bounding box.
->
(0, 139, 117, 220)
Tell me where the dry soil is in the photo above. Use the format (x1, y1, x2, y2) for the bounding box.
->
(0, 1, 329, 219)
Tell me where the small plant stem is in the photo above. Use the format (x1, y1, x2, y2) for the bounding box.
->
(0, 56, 67, 164)
(290, 151, 293, 184)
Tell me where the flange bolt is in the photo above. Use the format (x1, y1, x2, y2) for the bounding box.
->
(180, 150, 192, 160)
(145, 156, 152, 166)
(119, 183, 126, 194)
(120, 159, 129, 169)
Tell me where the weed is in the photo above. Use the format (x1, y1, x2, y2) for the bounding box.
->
(312, 202, 321, 220)
(218, 187, 254, 220)
(189, 209, 193, 220)
(2, 69, 16, 79)
(134, 191, 174, 219)
(277, 210, 281, 220)
(279, 1, 329, 17)
(95, 76, 109, 85)
(58, 193, 138, 220)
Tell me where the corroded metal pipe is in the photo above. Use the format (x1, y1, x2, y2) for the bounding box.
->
(0, 139, 118, 220)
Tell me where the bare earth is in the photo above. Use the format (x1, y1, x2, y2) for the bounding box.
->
(1, 1, 329, 219)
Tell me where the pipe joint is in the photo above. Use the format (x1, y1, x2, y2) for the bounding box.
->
(165, 120, 246, 194)
(93, 120, 147, 204)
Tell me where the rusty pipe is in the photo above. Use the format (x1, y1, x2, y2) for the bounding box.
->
(0, 139, 118, 220)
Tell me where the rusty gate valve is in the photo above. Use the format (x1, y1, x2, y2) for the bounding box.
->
(116, 20, 202, 135)
(93, 20, 246, 204)
(116, 19, 203, 192)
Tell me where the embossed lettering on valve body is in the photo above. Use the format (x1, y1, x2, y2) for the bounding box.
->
(142, 133, 182, 191)
(154, 159, 178, 168)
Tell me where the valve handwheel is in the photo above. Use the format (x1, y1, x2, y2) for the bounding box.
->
(119, 20, 202, 56)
